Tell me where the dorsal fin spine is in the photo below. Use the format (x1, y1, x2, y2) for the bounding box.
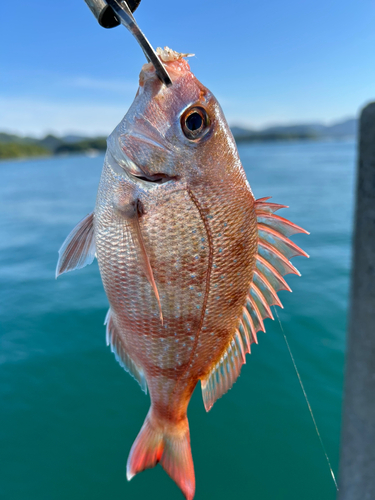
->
(201, 197, 308, 412)
(256, 255, 292, 292)
(232, 337, 242, 371)
(253, 270, 284, 308)
(258, 223, 309, 258)
(256, 210, 309, 236)
(234, 330, 246, 363)
(242, 306, 258, 344)
(251, 283, 274, 320)
(238, 319, 251, 353)
(254, 199, 288, 213)
(247, 295, 266, 333)
(258, 240, 301, 276)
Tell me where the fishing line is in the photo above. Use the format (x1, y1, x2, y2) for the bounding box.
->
(273, 307, 339, 491)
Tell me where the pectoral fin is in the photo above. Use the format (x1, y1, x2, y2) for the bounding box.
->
(115, 195, 163, 323)
(56, 212, 96, 278)
(133, 207, 163, 324)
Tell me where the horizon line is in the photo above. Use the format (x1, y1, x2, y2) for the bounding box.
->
(0, 115, 357, 140)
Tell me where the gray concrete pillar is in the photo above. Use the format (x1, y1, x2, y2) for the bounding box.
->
(339, 102, 375, 499)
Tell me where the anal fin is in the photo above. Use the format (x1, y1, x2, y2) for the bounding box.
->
(105, 308, 147, 393)
(56, 212, 96, 277)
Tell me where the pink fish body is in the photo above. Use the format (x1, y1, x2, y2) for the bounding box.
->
(57, 47, 308, 500)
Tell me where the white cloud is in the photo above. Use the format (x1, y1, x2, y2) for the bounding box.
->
(0, 89, 359, 138)
(0, 97, 130, 137)
(1, 68, 138, 95)
(65, 76, 138, 94)
(0, 69, 140, 136)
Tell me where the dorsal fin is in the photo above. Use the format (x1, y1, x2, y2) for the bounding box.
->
(105, 308, 148, 393)
(201, 331, 246, 412)
(56, 212, 96, 278)
(201, 197, 308, 411)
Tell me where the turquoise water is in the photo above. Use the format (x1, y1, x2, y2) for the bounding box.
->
(0, 140, 355, 499)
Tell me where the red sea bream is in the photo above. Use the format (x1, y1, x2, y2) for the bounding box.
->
(56, 47, 308, 500)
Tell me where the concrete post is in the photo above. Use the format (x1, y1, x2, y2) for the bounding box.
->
(339, 102, 375, 499)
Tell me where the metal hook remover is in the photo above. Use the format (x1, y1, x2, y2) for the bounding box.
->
(84, 0, 172, 87)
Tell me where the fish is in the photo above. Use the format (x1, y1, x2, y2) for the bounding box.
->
(56, 47, 308, 500)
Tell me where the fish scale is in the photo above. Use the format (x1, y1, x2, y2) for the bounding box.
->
(182, 185, 257, 376)
(56, 47, 308, 500)
(97, 162, 209, 381)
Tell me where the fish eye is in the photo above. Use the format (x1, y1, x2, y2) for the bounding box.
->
(181, 106, 210, 141)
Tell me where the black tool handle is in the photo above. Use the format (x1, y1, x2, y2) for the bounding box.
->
(84, 0, 140, 28)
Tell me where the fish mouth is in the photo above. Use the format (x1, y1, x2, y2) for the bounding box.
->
(107, 126, 177, 187)
(129, 171, 173, 184)
(119, 155, 175, 185)
(107, 147, 175, 187)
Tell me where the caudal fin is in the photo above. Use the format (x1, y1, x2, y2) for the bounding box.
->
(127, 410, 195, 500)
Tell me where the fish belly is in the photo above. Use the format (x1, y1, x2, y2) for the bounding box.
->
(95, 163, 257, 420)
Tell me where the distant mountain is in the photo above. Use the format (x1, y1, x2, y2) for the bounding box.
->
(0, 132, 107, 160)
(38, 134, 64, 151)
(0, 143, 49, 160)
(260, 123, 325, 135)
(0, 117, 358, 160)
(230, 118, 357, 141)
(62, 134, 90, 144)
(230, 126, 256, 138)
(324, 118, 357, 137)
(230, 126, 320, 143)
(0, 132, 38, 145)
(55, 137, 107, 154)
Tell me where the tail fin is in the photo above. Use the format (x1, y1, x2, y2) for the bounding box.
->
(127, 410, 195, 500)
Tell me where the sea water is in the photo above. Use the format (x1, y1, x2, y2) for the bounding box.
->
(0, 139, 355, 499)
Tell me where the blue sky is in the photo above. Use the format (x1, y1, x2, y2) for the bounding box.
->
(1, 0, 375, 136)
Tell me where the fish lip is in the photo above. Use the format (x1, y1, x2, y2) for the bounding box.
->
(128, 171, 176, 185)
(106, 131, 151, 178)
(107, 126, 176, 186)
(106, 148, 175, 187)
(106, 135, 143, 176)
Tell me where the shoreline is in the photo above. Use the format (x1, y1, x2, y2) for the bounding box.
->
(0, 136, 356, 163)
